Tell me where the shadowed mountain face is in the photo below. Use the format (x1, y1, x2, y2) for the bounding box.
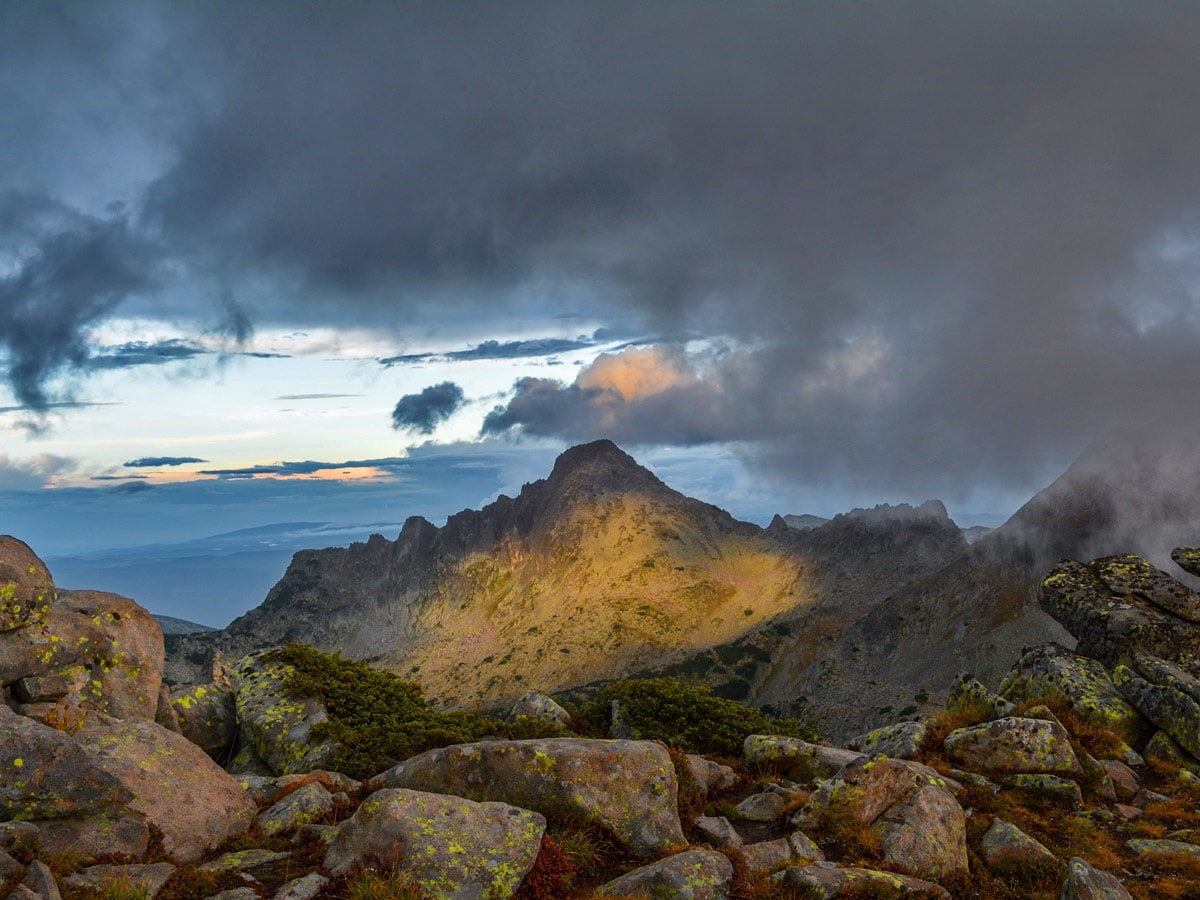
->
(167, 434, 1200, 741)
(744, 432, 1200, 741)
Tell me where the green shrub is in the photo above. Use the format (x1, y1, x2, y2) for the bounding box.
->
(274, 644, 572, 779)
(577, 676, 817, 756)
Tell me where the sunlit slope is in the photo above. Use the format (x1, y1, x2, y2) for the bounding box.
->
(166, 440, 814, 705)
(389, 488, 807, 706)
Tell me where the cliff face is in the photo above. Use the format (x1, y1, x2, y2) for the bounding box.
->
(166, 441, 812, 703)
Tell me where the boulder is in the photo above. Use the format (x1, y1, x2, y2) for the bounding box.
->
(325, 788, 544, 899)
(75, 718, 256, 862)
(773, 861, 950, 897)
(0, 585, 164, 725)
(738, 832, 823, 874)
(1060, 856, 1132, 899)
(1114, 655, 1200, 760)
(1170, 546, 1200, 579)
(255, 782, 334, 837)
(683, 755, 739, 794)
(943, 716, 1082, 775)
(0, 536, 55, 632)
(1000, 773, 1083, 806)
(0, 704, 132, 821)
(170, 682, 237, 759)
(849, 719, 930, 759)
(871, 783, 967, 881)
(274, 872, 330, 900)
(979, 819, 1055, 868)
(1098, 760, 1139, 801)
(1090, 554, 1200, 622)
(997, 643, 1145, 743)
(693, 815, 742, 849)
(733, 791, 785, 822)
(1127, 838, 1200, 859)
(507, 691, 571, 728)
(795, 756, 958, 829)
(199, 848, 291, 874)
(0, 849, 21, 882)
(0, 821, 39, 854)
(1143, 730, 1200, 774)
(1039, 558, 1200, 670)
(597, 848, 733, 899)
(21, 860, 61, 900)
(369, 738, 685, 856)
(743, 734, 863, 782)
(34, 811, 150, 860)
(229, 650, 341, 775)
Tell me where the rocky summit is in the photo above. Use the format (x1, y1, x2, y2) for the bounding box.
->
(6, 527, 1200, 898)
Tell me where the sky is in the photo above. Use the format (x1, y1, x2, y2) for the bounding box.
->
(4, 2, 1200, 568)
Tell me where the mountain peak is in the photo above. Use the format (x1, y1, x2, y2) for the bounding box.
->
(543, 440, 665, 497)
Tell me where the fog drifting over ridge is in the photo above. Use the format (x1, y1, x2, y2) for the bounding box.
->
(2, 3, 1200, 509)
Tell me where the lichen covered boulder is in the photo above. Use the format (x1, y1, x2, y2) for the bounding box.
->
(228, 650, 341, 775)
(997, 643, 1145, 743)
(849, 719, 930, 759)
(1113, 654, 1200, 760)
(369, 737, 685, 856)
(507, 691, 572, 728)
(943, 716, 1082, 775)
(325, 788, 544, 899)
(0, 581, 165, 725)
(795, 756, 958, 829)
(1060, 856, 1132, 899)
(75, 718, 256, 862)
(597, 848, 733, 899)
(743, 734, 863, 782)
(255, 781, 335, 837)
(0, 536, 55, 633)
(170, 682, 237, 759)
(979, 819, 1055, 869)
(872, 783, 968, 880)
(1039, 558, 1200, 669)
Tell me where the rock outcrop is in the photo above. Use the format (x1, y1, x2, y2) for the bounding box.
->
(368, 737, 686, 856)
(1, 537, 164, 727)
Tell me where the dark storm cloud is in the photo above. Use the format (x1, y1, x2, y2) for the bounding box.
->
(10, 4, 1200, 498)
(124, 457, 207, 468)
(198, 457, 411, 479)
(83, 340, 206, 370)
(0, 193, 159, 410)
(391, 382, 466, 434)
(381, 337, 598, 366)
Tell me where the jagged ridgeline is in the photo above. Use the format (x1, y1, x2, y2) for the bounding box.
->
(167, 440, 818, 705)
(167, 436, 1200, 742)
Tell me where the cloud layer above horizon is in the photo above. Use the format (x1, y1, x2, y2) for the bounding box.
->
(4, 3, 1200, 502)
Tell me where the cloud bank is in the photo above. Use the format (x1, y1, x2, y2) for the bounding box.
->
(5, 4, 1200, 500)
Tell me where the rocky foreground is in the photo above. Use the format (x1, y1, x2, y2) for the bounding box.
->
(5, 535, 1200, 898)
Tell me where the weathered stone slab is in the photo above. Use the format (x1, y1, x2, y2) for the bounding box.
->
(597, 848, 733, 899)
(998, 643, 1145, 742)
(370, 738, 684, 856)
(229, 650, 341, 776)
(76, 718, 256, 862)
(325, 788, 544, 900)
(743, 734, 863, 782)
(943, 716, 1082, 775)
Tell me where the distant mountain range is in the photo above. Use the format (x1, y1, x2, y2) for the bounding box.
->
(46, 521, 412, 628)
(165, 435, 1200, 741)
